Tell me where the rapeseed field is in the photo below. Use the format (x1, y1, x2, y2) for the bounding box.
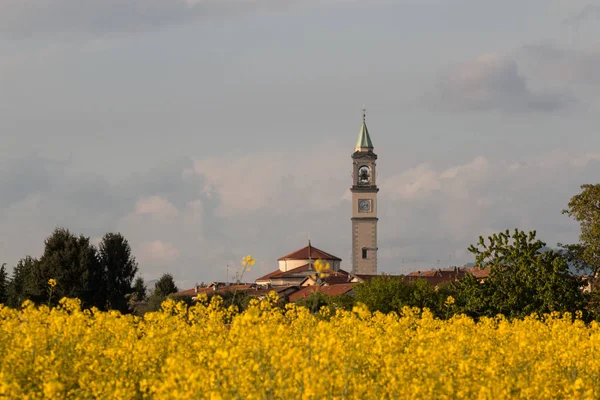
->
(1, 293, 599, 399)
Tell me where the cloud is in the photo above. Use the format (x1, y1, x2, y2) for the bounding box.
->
(0, 0, 351, 38)
(134, 196, 180, 219)
(517, 43, 600, 86)
(564, 4, 600, 29)
(192, 144, 349, 217)
(137, 240, 180, 265)
(433, 53, 574, 113)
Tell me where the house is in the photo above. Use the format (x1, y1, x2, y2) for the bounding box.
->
(289, 283, 357, 303)
(405, 266, 490, 287)
(173, 284, 299, 302)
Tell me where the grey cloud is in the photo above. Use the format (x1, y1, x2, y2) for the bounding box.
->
(564, 4, 600, 28)
(0, 156, 68, 208)
(0, 0, 344, 38)
(518, 43, 600, 86)
(433, 53, 574, 113)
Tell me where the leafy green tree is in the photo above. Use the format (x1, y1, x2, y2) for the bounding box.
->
(354, 276, 416, 314)
(465, 229, 585, 319)
(0, 263, 7, 304)
(562, 184, 600, 276)
(410, 278, 440, 311)
(295, 292, 356, 313)
(31, 228, 103, 308)
(98, 233, 138, 313)
(6, 256, 37, 308)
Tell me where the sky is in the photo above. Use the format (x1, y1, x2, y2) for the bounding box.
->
(2, 0, 600, 289)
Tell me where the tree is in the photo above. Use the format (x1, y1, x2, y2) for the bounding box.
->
(465, 229, 585, 319)
(132, 277, 147, 302)
(154, 273, 178, 298)
(562, 184, 600, 276)
(6, 256, 37, 308)
(32, 228, 104, 308)
(98, 233, 138, 313)
(0, 263, 7, 304)
(354, 276, 430, 315)
(147, 273, 179, 311)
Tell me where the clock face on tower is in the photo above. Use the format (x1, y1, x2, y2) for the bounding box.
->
(358, 166, 371, 185)
(358, 199, 371, 212)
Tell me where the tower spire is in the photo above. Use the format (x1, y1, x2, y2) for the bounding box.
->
(355, 107, 374, 152)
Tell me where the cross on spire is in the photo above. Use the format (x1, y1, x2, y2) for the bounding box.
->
(362, 106, 367, 122)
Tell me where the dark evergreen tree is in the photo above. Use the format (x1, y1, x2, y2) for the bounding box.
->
(132, 276, 147, 302)
(154, 273, 178, 297)
(6, 256, 37, 308)
(0, 263, 7, 304)
(98, 233, 138, 313)
(147, 274, 179, 312)
(32, 228, 104, 308)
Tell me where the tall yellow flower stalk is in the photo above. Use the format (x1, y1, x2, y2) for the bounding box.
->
(238, 255, 255, 283)
(47, 278, 57, 306)
(307, 259, 331, 313)
(230, 255, 255, 309)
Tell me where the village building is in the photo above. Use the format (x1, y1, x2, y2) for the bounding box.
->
(405, 266, 490, 287)
(255, 241, 348, 287)
(175, 110, 382, 301)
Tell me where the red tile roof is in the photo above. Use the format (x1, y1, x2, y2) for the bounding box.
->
(278, 264, 314, 278)
(173, 288, 197, 296)
(465, 266, 490, 279)
(258, 265, 352, 285)
(255, 269, 285, 282)
(277, 242, 341, 261)
(404, 266, 490, 286)
(289, 283, 356, 302)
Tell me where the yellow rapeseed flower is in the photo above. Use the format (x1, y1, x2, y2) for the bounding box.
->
(311, 259, 331, 281)
(48, 279, 57, 288)
(242, 255, 255, 267)
(0, 293, 598, 399)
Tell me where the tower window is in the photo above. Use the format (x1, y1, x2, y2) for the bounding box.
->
(362, 248, 368, 259)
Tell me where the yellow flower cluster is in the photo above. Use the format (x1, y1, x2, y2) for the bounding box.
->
(1, 296, 600, 399)
(311, 259, 331, 281)
(241, 255, 255, 267)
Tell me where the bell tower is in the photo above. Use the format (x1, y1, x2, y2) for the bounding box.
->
(351, 108, 378, 275)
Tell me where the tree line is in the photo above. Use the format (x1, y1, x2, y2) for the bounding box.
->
(3, 184, 600, 319)
(298, 184, 600, 321)
(0, 228, 179, 313)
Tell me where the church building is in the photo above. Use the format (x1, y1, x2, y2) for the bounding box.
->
(255, 241, 348, 287)
(255, 109, 379, 286)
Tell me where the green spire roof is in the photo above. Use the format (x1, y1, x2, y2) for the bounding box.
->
(355, 108, 374, 151)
